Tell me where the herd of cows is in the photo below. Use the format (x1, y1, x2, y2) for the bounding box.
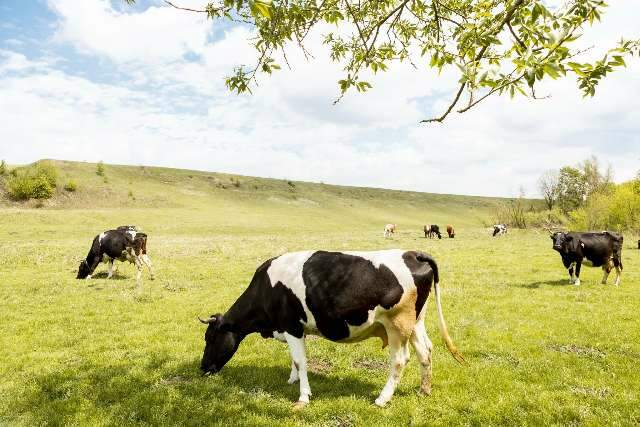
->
(74, 223, 627, 408)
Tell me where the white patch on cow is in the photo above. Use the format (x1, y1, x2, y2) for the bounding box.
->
(267, 251, 318, 333)
(98, 232, 106, 243)
(125, 230, 136, 239)
(574, 278, 581, 286)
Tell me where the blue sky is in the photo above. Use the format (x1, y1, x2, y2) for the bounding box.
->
(0, 0, 639, 197)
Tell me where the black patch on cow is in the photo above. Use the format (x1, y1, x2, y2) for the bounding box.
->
(402, 251, 436, 318)
(222, 258, 308, 340)
(301, 251, 404, 342)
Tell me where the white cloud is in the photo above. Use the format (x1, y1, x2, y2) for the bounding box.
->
(0, 1, 638, 197)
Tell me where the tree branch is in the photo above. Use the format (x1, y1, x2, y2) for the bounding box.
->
(422, 0, 525, 123)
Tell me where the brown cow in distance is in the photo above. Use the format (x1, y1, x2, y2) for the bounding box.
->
(446, 225, 455, 238)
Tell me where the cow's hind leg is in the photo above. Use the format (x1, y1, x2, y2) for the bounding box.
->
(375, 331, 410, 407)
(410, 322, 433, 395)
(601, 260, 613, 284)
(141, 254, 155, 280)
(284, 333, 311, 408)
(613, 258, 622, 286)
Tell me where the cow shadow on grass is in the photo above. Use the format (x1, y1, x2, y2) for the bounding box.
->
(90, 272, 129, 280)
(520, 279, 570, 289)
(9, 357, 380, 425)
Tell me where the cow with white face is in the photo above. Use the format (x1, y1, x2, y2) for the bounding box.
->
(383, 224, 396, 238)
(198, 249, 464, 408)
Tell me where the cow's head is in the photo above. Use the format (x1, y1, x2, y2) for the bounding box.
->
(550, 232, 578, 253)
(199, 314, 241, 375)
(76, 260, 91, 279)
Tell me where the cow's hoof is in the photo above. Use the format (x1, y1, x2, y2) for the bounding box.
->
(374, 398, 388, 407)
(287, 377, 299, 384)
(574, 280, 580, 286)
(292, 401, 307, 411)
(420, 385, 432, 396)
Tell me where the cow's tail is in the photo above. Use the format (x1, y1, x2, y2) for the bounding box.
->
(417, 253, 465, 364)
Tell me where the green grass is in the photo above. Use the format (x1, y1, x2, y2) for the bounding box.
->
(0, 161, 638, 426)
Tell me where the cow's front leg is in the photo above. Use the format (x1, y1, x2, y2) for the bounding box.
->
(574, 262, 582, 286)
(107, 260, 115, 279)
(375, 333, 410, 407)
(567, 262, 575, 284)
(284, 333, 311, 409)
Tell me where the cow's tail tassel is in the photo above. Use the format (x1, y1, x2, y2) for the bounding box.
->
(434, 281, 465, 365)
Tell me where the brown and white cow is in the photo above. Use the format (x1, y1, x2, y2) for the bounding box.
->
(198, 249, 464, 408)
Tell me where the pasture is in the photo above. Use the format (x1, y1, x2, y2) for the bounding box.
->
(1, 161, 639, 426)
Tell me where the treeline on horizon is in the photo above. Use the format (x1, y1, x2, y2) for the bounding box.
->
(496, 156, 640, 233)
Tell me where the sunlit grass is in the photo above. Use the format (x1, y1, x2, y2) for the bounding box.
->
(0, 162, 638, 425)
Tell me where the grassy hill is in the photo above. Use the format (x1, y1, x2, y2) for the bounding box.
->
(0, 159, 530, 230)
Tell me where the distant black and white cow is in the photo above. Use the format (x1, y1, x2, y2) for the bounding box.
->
(492, 224, 507, 237)
(424, 225, 441, 239)
(76, 227, 153, 283)
(198, 249, 464, 408)
(550, 231, 623, 286)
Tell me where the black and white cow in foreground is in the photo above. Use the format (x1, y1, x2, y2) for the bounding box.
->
(492, 224, 507, 237)
(550, 231, 623, 286)
(198, 249, 464, 408)
(76, 227, 154, 283)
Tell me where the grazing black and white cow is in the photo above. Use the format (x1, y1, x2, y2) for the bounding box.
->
(492, 224, 507, 237)
(550, 231, 623, 286)
(424, 225, 441, 239)
(198, 249, 464, 408)
(76, 227, 153, 284)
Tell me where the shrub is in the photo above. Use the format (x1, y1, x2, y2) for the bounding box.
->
(96, 161, 105, 176)
(6, 162, 57, 200)
(64, 181, 77, 192)
(8, 174, 54, 200)
(0, 160, 6, 175)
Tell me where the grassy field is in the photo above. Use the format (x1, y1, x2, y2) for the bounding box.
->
(1, 161, 639, 426)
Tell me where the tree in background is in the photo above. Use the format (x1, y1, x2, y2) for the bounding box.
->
(125, 0, 640, 122)
(538, 169, 560, 210)
(579, 155, 613, 197)
(0, 160, 6, 175)
(557, 166, 586, 213)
